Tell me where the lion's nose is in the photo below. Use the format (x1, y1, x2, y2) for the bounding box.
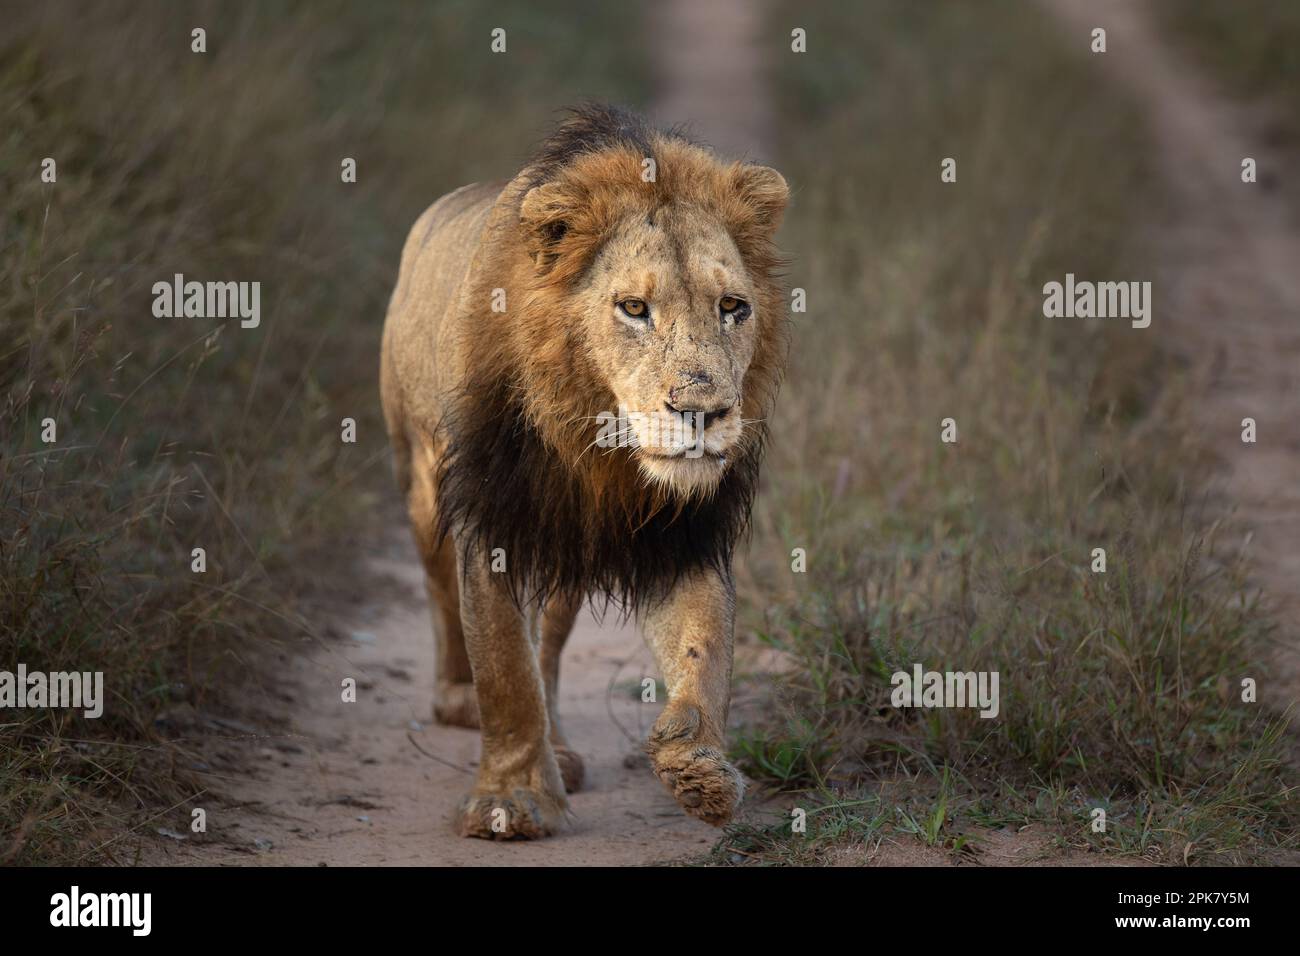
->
(665, 399, 734, 431)
(667, 369, 714, 401)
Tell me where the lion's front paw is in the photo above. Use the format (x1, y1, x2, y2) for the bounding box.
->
(433, 681, 480, 728)
(456, 787, 566, 840)
(651, 744, 744, 826)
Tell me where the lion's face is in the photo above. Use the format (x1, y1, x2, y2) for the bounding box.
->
(516, 141, 788, 501)
(574, 206, 759, 496)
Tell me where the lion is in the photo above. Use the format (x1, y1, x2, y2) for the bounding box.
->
(379, 104, 789, 839)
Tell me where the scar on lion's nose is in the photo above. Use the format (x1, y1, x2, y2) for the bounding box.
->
(667, 374, 713, 408)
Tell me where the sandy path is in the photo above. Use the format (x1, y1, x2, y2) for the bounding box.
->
(147, 0, 773, 867)
(149, 533, 720, 865)
(650, 0, 775, 162)
(1041, 0, 1300, 710)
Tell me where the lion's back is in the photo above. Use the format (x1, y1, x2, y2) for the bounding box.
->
(381, 180, 506, 435)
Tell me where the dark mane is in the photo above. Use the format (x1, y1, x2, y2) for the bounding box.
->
(435, 381, 764, 612)
(525, 103, 690, 190)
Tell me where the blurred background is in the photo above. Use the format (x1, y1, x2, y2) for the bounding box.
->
(2, 0, 1297, 865)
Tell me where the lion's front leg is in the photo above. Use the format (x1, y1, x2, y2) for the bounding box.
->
(641, 567, 744, 826)
(455, 545, 567, 839)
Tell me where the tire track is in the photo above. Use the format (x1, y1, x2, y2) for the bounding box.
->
(1042, 0, 1300, 723)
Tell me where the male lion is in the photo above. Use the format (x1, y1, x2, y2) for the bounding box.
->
(380, 104, 789, 839)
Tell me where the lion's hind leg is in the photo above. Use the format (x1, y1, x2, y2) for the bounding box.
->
(538, 592, 584, 793)
(406, 437, 478, 728)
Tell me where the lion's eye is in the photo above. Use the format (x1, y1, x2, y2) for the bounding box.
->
(719, 296, 750, 326)
(619, 299, 649, 320)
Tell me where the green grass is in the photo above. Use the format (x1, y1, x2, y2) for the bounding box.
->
(727, 0, 1297, 866)
(1, 0, 647, 864)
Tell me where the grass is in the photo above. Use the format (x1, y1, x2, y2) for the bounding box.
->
(1, 0, 647, 864)
(725, 0, 1298, 866)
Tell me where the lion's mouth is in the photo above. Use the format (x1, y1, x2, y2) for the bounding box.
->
(634, 445, 733, 497)
(640, 449, 727, 464)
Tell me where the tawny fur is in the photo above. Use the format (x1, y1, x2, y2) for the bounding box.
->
(380, 105, 789, 839)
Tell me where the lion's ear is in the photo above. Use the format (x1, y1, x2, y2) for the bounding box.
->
(519, 182, 576, 273)
(730, 164, 789, 234)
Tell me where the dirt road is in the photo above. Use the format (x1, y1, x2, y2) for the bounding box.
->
(1042, 0, 1300, 714)
(650, 0, 775, 162)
